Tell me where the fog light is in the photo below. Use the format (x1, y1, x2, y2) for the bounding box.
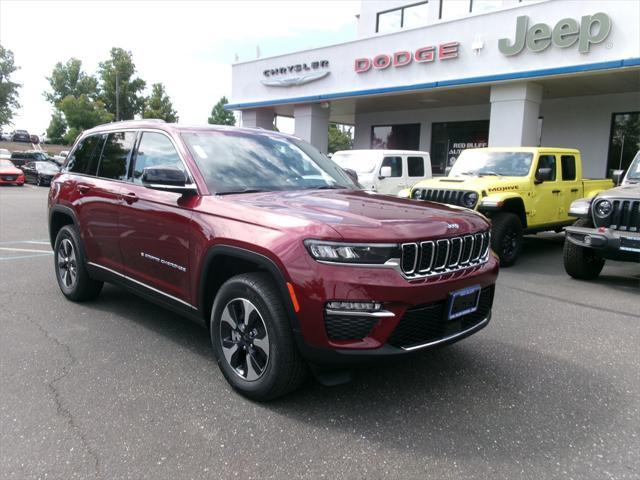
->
(584, 236, 592, 245)
(326, 301, 382, 311)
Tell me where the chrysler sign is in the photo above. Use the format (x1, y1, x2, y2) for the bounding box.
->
(262, 60, 330, 87)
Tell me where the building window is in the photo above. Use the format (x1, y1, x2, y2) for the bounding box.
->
(607, 111, 640, 176)
(371, 124, 421, 150)
(377, 2, 428, 33)
(430, 120, 489, 175)
(440, 0, 501, 20)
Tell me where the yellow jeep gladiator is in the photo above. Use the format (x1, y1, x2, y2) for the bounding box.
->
(404, 147, 613, 266)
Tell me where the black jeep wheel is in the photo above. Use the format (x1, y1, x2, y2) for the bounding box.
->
(563, 218, 605, 280)
(210, 272, 307, 401)
(490, 212, 523, 267)
(54, 225, 103, 301)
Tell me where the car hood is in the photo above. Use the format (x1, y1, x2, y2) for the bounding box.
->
(411, 175, 529, 194)
(597, 183, 640, 199)
(207, 189, 489, 242)
(0, 166, 22, 175)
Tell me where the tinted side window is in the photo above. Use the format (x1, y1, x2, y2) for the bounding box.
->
(381, 156, 402, 177)
(97, 131, 136, 180)
(537, 155, 557, 181)
(130, 132, 185, 184)
(561, 155, 576, 181)
(68, 135, 104, 175)
(408, 156, 425, 177)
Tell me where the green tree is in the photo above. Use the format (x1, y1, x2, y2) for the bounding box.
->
(0, 45, 21, 126)
(44, 58, 98, 106)
(46, 111, 67, 144)
(328, 123, 352, 154)
(143, 83, 178, 122)
(63, 127, 81, 146)
(208, 96, 235, 125)
(58, 94, 113, 131)
(98, 47, 146, 120)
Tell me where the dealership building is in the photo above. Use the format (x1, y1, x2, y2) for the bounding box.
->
(228, 0, 640, 177)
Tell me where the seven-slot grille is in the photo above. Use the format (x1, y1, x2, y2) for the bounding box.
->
(401, 231, 490, 276)
(594, 199, 640, 232)
(414, 188, 475, 207)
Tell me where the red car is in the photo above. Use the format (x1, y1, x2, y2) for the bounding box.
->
(48, 121, 499, 400)
(0, 159, 25, 186)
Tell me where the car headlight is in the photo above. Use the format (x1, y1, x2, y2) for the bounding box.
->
(462, 191, 479, 208)
(304, 240, 399, 264)
(412, 189, 422, 199)
(594, 199, 612, 218)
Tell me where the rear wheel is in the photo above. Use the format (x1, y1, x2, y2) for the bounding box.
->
(210, 272, 307, 401)
(563, 219, 605, 280)
(54, 225, 103, 301)
(490, 212, 523, 267)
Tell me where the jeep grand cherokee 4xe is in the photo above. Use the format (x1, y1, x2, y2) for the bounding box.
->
(48, 121, 499, 400)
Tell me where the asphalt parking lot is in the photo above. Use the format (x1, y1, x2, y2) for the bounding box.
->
(0, 185, 638, 480)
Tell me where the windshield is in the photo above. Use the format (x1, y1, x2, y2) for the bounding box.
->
(332, 151, 378, 175)
(625, 152, 640, 182)
(36, 162, 59, 173)
(449, 150, 534, 177)
(182, 131, 356, 194)
(0, 159, 14, 168)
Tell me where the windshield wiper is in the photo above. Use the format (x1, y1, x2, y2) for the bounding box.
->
(477, 171, 502, 177)
(306, 185, 345, 190)
(216, 188, 269, 195)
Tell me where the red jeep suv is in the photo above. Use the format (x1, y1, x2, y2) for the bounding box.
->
(48, 120, 499, 400)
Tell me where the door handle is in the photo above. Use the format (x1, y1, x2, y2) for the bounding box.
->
(123, 192, 138, 204)
(552, 189, 561, 194)
(571, 188, 579, 193)
(77, 185, 90, 194)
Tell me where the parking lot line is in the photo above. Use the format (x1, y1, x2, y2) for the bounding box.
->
(0, 253, 53, 261)
(0, 247, 53, 254)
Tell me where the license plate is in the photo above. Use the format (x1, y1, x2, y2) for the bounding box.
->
(447, 285, 481, 320)
(620, 236, 640, 252)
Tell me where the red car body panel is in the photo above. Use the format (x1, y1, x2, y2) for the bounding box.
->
(0, 164, 25, 185)
(49, 122, 499, 361)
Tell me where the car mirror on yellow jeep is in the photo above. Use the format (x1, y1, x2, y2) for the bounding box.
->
(534, 167, 553, 184)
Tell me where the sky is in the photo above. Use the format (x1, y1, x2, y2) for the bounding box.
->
(0, 0, 360, 135)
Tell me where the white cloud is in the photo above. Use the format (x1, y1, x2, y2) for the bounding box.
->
(0, 0, 359, 133)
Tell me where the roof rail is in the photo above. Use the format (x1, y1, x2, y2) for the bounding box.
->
(107, 119, 166, 126)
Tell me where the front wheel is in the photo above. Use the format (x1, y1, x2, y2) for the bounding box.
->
(563, 219, 605, 280)
(210, 272, 307, 401)
(54, 225, 103, 301)
(490, 212, 523, 267)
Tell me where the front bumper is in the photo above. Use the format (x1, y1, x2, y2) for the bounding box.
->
(0, 176, 24, 185)
(565, 226, 640, 262)
(289, 252, 499, 363)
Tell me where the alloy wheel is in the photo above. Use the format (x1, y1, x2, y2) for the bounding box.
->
(502, 228, 518, 258)
(219, 298, 270, 381)
(57, 238, 77, 289)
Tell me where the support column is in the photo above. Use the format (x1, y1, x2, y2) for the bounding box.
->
(488, 82, 543, 147)
(241, 108, 275, 130)
(294, 103, 330, 153)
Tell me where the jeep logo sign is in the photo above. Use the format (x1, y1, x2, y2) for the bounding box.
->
(499, 12, 612, 56)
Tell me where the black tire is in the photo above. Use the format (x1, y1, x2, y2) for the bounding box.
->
(563, 218, 605, 280)
(54, 225, 103, 301)
(36, 175, 42, 186)
(490, 212, 523, 267)
(210, 272, 307, 401)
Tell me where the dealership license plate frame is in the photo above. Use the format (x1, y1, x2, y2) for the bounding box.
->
(447, 285, 481, 320)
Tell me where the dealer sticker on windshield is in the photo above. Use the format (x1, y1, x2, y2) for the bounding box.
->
(447, 285, 481, 320)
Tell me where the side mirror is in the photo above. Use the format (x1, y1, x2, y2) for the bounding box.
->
(534, 167, 553, 184)
(379, 165, 392, 179)
(343, 168, 359, 185)
(612, 169, 625, 186)
(445, 166, 452, 176)
(142, 166, 197, 194)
